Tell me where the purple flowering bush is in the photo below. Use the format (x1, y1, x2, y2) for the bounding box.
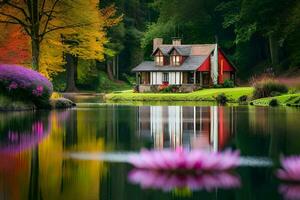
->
(0, 64, 53, 107)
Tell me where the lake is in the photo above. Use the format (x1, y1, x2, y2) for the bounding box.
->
(0, 103, 300, 200)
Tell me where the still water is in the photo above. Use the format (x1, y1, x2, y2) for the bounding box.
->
(0, 104, 300, 200)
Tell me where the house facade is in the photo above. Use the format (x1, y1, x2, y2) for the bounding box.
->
(132, 38, 236, 92)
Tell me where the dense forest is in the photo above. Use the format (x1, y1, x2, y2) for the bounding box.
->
(0, 0, 300, 91)
(115, 0, 300, 81)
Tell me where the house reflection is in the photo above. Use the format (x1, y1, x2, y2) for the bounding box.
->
(137, 106, 236, 151)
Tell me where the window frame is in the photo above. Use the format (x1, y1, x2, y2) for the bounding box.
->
(155, 50, 164, 66)
(162, 72, 169, 83)
(170, 49, 181, 66)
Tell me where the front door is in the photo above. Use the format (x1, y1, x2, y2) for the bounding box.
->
(202, 72, 210, 86)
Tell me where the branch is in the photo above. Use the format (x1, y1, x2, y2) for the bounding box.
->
(0, 11, 30, 28)
(4, 2, 30, 20)
(39, 22, 98, 41)
(0, 20, 18, 24)
(41, 0, 61, 38)
(0, 20, 31, 36)
(39, 0, 46, 20)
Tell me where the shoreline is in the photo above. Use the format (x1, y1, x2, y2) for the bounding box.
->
(1, 88, 300, 111)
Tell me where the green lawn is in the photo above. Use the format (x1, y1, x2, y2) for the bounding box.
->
(251, 93, 300, 107)
(105, 87, 254, 102)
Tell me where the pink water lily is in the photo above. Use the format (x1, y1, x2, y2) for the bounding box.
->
(128, 169, 241, 192)
(279, 184, 300, 200)
(129, 149, 240, 171)
(277, 156, 300, 182)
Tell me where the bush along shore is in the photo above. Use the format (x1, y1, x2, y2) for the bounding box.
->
(0, 65, 75, 111)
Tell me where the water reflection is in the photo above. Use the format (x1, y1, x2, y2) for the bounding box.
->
(0, 105, 300, 200)
(279, 184, 300, 200)
(128, 169, 241, 192)
(137, 106, 236, 150)
(0, 112, 51, 154)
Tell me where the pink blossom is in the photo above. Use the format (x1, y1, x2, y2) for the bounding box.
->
(128, 169, 241, 192)
(32, 85, 44, 96)
(8, 81, 18, 90)
(277, 156, 300, 182)
(129, 149, 240, 172)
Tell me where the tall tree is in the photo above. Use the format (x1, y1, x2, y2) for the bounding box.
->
(61, 2, 122, 91)
(102, 0, 157, 78)
(0, 0, 108, 71)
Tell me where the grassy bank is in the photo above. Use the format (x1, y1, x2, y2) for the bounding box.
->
(251, 93, 300, 107)
(105, 87, 254, 102)
(0, 94, 35, 111)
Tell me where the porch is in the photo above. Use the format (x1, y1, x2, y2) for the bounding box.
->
(136, 71, 212, 87)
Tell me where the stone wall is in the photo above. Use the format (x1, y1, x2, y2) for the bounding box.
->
(137, 84, 200, 93)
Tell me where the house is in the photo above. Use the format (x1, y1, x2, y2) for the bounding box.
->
(132, 38, 237, 92)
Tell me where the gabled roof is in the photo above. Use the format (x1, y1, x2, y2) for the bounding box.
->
(168, 46, 192, 56)
(151, 45, 173, 56)
(132, 56, 209, 72)
(152, 44, 215, 56)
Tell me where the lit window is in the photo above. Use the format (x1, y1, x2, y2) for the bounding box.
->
(171, 55, 181, 66)
(155, 56, 164, 66)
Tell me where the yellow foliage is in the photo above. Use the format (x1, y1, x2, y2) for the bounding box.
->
(39, 0, 122, 78)
(51, 92, 63, 99)
(0, 0, 122, 79)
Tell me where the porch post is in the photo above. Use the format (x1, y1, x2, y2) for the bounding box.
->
(136, 73, 139, 85)
(199, 72, 202, 86)
(193, 71, 196, 85)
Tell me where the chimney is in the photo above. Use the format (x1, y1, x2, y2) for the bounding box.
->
(172, 37, 182, 46)
(153, 38, 163, 51)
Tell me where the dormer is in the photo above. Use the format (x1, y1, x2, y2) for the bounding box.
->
(170, 48, 181, 66)
(154, 49, 164, 66)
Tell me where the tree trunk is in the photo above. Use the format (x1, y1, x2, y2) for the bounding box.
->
(30, 0, 40, 71)
(106, 59, 115, 81)
(65, 53, 78, 92)
(31, 38, 40, 71)
(269, 33, 279, 67)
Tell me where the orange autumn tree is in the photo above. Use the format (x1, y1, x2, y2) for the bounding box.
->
(0, 0, 121, 76)
(0, 25, 30, 65)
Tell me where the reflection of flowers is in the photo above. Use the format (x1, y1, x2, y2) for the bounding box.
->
(277, 156, 300, 182)
(128, 169, 241, 192)
(0, 121, 49, 154)
(279, 184, 300, 200)
(129, 149, 239, 171)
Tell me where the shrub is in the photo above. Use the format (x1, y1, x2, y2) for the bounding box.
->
(270, 91, 282, 97)
(215, 93, 228, 105)
(238, 95, 248, 104)
(159, 85, 179, 93)
(213, 84, 222, 88)
(0, 65, 53, 108)
(252, 79, 288, 99)
(223, 80, 235, 88)
(269, 99, 279, 107)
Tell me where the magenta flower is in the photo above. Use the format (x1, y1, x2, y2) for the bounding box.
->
(129, 149, 240, 172)
(128, 169, 241, 192)
(0, 65, 53, 102)
(279, 184, 300, 200)
(277, 156, 300, 182)
(8, 81, 18, 90)
(32, 85, 44, 96)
